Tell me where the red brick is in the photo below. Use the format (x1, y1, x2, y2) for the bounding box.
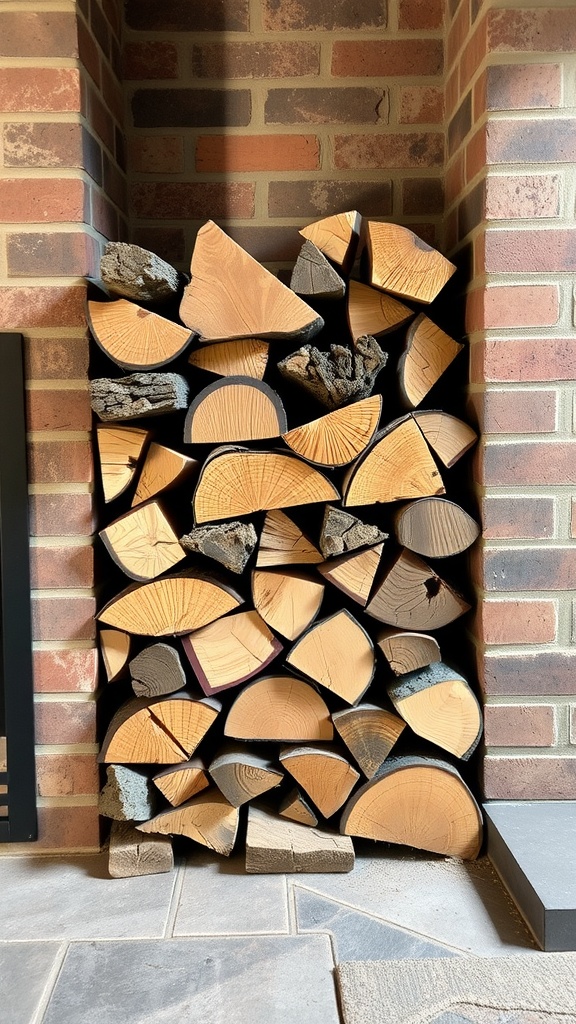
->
(485, 63, 562, 111)
(33, 648, 98, 694)
(488, 8, 576, 53)
(0, 179, 86, 223)
(133, 227, 186, 265)
(265, 87, 386, 125)
(196, 134, 319, 172)
(485, 174, 560, 220)
(334, 133, 443, 170)
(481, 651, 576, 696)
(399, 0, 443, 30)
(102, 154, 127, 210)
(478, 339, 576, 384)
(483, 547, 576, 592)
(103, 0, 121, 39)
(25, 335, 89, 381)
(483, 756, 576, 799)
(26, 387, 91, 432)
(0, 68, 81, 113)
(91, 189, 119, 239)
(224, 226, 302, 263)
(445, 153, 465, 205)
(447, 0, 469, 68)
(36, 753, 99, 798)
(487, 119, 576, 164)
(478, 599, 556, 645)
(263, 0, 386, 30)
(483, 441, 576, 487)
(484, 704, 557, 747)
(0, 12, 77, 57)
(481, 497, 555, 540)
(465, 285, 559, 332)
(126, 0, 250, 32)
(87, 86, 116, 150)
(30, 545, 94, 590)
(485, 229, 576, 274)
(191, 41, 320, 78)
(3, 123, 84, 168)
(448, 92, 472, 156)
(474, 389, 557, 434)
(20, 804, 101, 852)
(77, 14, 100, 86)
(101, 62, 124, 125)
(399, 86, 444, 124)
(332, 40, 443, 77)
(0, 287, 86, 330)
(30, 493, 94, 538)
(131, 182, 255, 220)
(466, 124, 487, 181)
(129, 136, 185, 174)
(459, 18, 488, 92)
(28, 440, 93, 485)
(32, 596, 96, 642)
(8, 233, 100, 279)
(123, 41, 179, 80)
(268, 180, 392, 219)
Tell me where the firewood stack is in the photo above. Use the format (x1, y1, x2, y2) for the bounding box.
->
(90, 212, 484, 879)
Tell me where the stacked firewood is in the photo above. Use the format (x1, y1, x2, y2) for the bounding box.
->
(90, 212, 483, 879)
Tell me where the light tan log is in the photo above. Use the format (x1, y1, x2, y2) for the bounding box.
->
(252, 568, 325, 641)
(299, 210, 361, 275)
(377, 628, 441, 676)
(256, 509, 323, 568)
(188, 338, 269, 380)
(279, 788, 318, 827)
(395, 497, 480, 558)
(138, 788, 239, 856)
(282, 395, 381, 467)
(132, 443, 198, 507)
(100, 628, 131, 682)
(99, 693, 220, 764)
(88, 298, 194, 369)
(279, 745, 360, 818)
(96, 423, 150, 503)
(180, 220, 323, 342)
(366, 222, 456, 304)
(99, 501, 186, 581)
(108, 821, 174, 878)
(342, 415, 445, 507)
(225, 675, 333, 743)
(181, 610, 283, 696)
(399, 314, 464, 408)
(318, 543, 383, 606)
(332, 704, 406, 779)
(153, 759, 210, 807)
(340, 754, 483, 860)
(347, 280, 413, 341)
(366, 549, 470, 631)
(286, 609, 375, 705)
(387, 662, 482, 760)
(209, 745, 283, 807)
(184, 377, 287, 444)
(290, 239, 346, 299)
(246, 805, 355, 873)
(193, 447, 339, 524)
(129, 643, 186, 699)
(319, 506, 387, 558)
(414, 410, 478, 468)
(278, 335, 386, 410)
(98, 569, 243, 636)
(100, 241, 180, 303)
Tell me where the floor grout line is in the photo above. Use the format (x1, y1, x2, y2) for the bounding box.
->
(31, 941, 69, 1024)
(285, 875, 298, 936)
(162, 857, 186, 939)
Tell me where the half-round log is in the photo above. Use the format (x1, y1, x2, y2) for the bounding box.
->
(395, 497, 480, 558)
(377, 628, 441, 676)
(99, 693, 221, 764)
(153, 759, 210, 806)
(286, 609, 376, 705)
(279, 787, 318, 827)
(184, 377, 287, 444)
(342, 415, 445, 507)
(414, 410, 478, 468)
(129, 643, 187, 698)
(279, 745, 360, 818)
(225, 675, 333, 742)
(181, 610, 283, 695)
(398, 314, 464, 408)
(366, 222, 456, 304)
(365, 549, 470, 631)
(299, 210, 361, 275)
(188, 338, 269, 380)
(347, 280, 413, 341)
(318, 543, 383, 606)
(252, 568, 325, 641)
(388, 662, 482, 760)
(99, 501, 186, 581)
(282, 395, 382, 467)
(96, 423, 150, 503)
(137, 789, 239, 856)
(209, 745, 283, 807)
(100, 628, 131, 682)
(332, 704, 406, 779)
(256, 509, 323, 568)
(132, 443, 198, 507)
(87, 298, 194, 370)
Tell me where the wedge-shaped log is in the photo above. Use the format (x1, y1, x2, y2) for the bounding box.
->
(256, 509, 323, 568)
(153, 759, 210, 807)
(332, 704, 406, 779)
(299, 210, 361, 275)
(279, 787, 318, 827)
(129, 643, 186, 699)
(318, 543, 383, 607)
(366, 549, 470, 631)
(286, 609, 375, 705)
(100, 628, 130, 682)
(96, 424, 150, 503)
(278, 335, 387, 410)
(88, 298, 194, 370)
(399, 314, 464, 408)
(108, 820, 174, 878)
(282, 395, 381, 467)
(279, 745, 360, 819)
(132, 443, 198, 507)
(225, 675, 333, 742)
(91, 373, 189, 422)
(137, 789, 239, 856)
(181, 610, 283, 696)
(246, 805, 355, 873)
(188, 338, 269, 380)
(319, 506, 387, 558)
(209, 744, 283, 807)
(252, 568, 325, 641)
(377, 628, 441, 676)
(184, 377, 287, 444)
(290, 240, 345, 299)
(100, 241, 180, 303)
(388, 662, 482, 760)
(340, 754, 483, 859)
(414, 410, 478, 468)
(366, 222, 456, 304)
(98, 569, 243, 636)
(100, 693, 220, 764)
(395, 497, 480, 559)
(193, 447, 339, 524)
(99, 501, 186, 581)
(343, 415, 445, 507)
(180, 220, 323, 342)
(181, 521, 257, 575)
(347, 280, 413, 341)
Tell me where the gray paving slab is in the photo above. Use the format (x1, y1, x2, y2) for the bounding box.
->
(0, 941, 63, 1024)
(42, 936, 340, 1024)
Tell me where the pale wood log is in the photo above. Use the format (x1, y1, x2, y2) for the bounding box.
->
(100, 693, 221, 765)
(153, 758, 210, 807)
(180, 521, 257, 575)
(225, 675, 333, 743)
(96, 423, 150, 503)
(188, 338, 269, 380)
(340, 754, 483, 859)
(278, 335, 387, 409)
(180, 220, 323, 342)
(193, 447, 339, 524)
(377, 628, 441, 676)
(181, 610, 283, 696)
(99, 764, 155, 821)
(256, 509, 323, 568)
(209, 744, 283, 807)
(366, 222, 456, 304)
(100, 241, 180, 303)
(318, 543, 383, 607)
(129, 643, 186, 699)
(108, 820, 174, 878)
(286, 609, 375, 706)
(252, 568, 325, 641)
(100, 628, 131, 682)
(279, 788, 318, 827)
(414, 410, 478, 468)
(246, 805, 354, 873)
(88, 298, 194, 370)
(282, 395, 381, 467)
(137, 788, 239, 856)
(299, 210, 361, 275)
(184, 377, 287, 444)
(395, 497, 480, 558)
(347, 279, 413, 341)
(99, 501, 186, 581)
(290, 240, 346, 299)
(279, 745, 360, 818)
(332, 704, 406, 779)
(91, 373, 189, 422)
(342, 415, 445, 507)
(319, 506, 387, 559)
(365, 549, 470, 631)
(132, 443, 198, 507)
(398, 314, 464, 408)
(388, 661, 482, 760)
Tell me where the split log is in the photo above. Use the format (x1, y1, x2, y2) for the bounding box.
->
(282, 395, 381, 467)
(99, 764, 155, 821)
(99, 501, 186, 581)
(129, 643, 187, 698)
(279, 788, 318, 827)
(342, 415, 445, 507)
(332, 704, 406, 779)
(414, 410, 478, 468)
(279, 745, 360, 818)
(184, 377, 287, 444)
(100, 241, 180, 303)
(290, 240, 346, 300)
(193, 447, 339, 524)
(108, 820, 174, 878)
(387, 662, 482, 760)
(91, 372, 189, 422)
(256, 509, 323, 568)
(377, 628, 441, 676)
(318, 543, 383, 606)
(299, 210, 361, 275)
(138, 788, 239, 856)
(340, 754, 483, 860)
(366, 549, 470, 631)
(181, 610, 283, 696)
(99, 693, 221, 764)
(319, 506, 387, 559)
(252, 568, 325, 641)
(180, 220, 323, 343)
(246, 805, 354, 873)
(153, 759, 210, 807)
(87, 299, 194, 370)
(286, 609, 376, 705)
(209, 744, 283, 807)
(132, 443, 198, 507)
(398, 314, 464, 408)
(225, 675, 333, 743)
(347, 280, 413, 341)
(96, 423, 150, 503)
(180, 521, 257, 574)
(366, 222, 456, 304)
(100, 628, 131, 682)
(395, 497, 480, 558)
(98, 569, 243, 636)
(188, 338, 269, 380)
(278, 335, 387, 410)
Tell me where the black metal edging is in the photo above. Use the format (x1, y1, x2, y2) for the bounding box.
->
(0, 333, 37, 842)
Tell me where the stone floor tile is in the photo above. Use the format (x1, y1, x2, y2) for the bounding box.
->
(173, 851, 289, 935)
(0, 941, 63, 1024)
(43, 936, 340, 1024)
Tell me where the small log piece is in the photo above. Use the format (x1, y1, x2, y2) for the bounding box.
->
(100, 628, 131, 682)
(189, 338, 269, 380)
(286, 609, 376, 706)
(278, 335, 387, 410)
(290, 240, 346, 300)
(99, 501, 186, 582)
(318, 543, 383, 607)
(377, 628, 441, 677)
(108, 821, 174, 878)
(153, 759, 210, 807)
(398, 314, 464, 409)
(347, 280, 413, 341)
(100, 241, 180, 303)
(342, 415, 445, 507)
(88, 299, 194, 370)
(90, 373, 189, 422)
(99, 764, 156, 821)
(279, 788, 319, 827)
(138, 789, 239, 856)
(184, 377, 287, 444)
(96, 423, 150, 503)
(181, 610, 283, 696)
(279, 745, 360, 818)
(256, 509, 323, 568)
(299, 210, 361, 275)
(387, 661, 482, 760)
(225, 675, 333, 743)
(99, 693, 221, 765)
(129, 643, 187, 699)
(180, 521, 258, 574)
(395, 497, 480, 559)
(366, 222, 456, 304)
(246, 805, 355, 873)
(414, 410, 478, 468)
(332, 704, 406, 779)
(366, 549, 471, 631)
(209, 745, 283, 807)
(282, 395, 382, 467)
(252, 568, 325, 641)
(319, 506, 388, 559)
(132, 443, 198, 507)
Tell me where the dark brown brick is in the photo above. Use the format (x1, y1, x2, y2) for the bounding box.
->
(402, 178, 444, 215)
(30, 493, 95, 538)
(481, 497, 554, 540)
(123, 41, 178, 80)
(263, 0, 386, 30)
(0, 12, 77, 57)
(332, 40, 443, 77)
(82, 127, 102, 185)
(89, 0, 110, 56)
(125, 0, 250, 31)
(191, 41, 320, 79)
(103, 153, 127, 210)
(265, 87, 386, 125)
(485, 64, 562, 110)
(487, 119, 576, 164)
(482, 652, 576, 696)
(131, 88, 251, 128)
(224, 226, 302, 263)
(25, 336, 89, 381)
(448, 91, 471, 155)
(483, 441, 576, 486)
(133, 227, 186, 265)
(458, 180, 484, 238)
(3, 123, 83, 168)
(131, 182, 254, 220)
(476, 389, 557, 434)
(484, 704, 556, 747)
(91, 189, 119, 239)
(488, 8, 576, 53)
(485, 229, 576, 273)
(269, 179, 392, 219)
(483, 547, 576, 592)
(7, 232, 100, 279)
(399, 0, 443, 29)
(77, 14, 100, 86)
(483, 756, 576, 800)
(334, 133, 444, 169)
